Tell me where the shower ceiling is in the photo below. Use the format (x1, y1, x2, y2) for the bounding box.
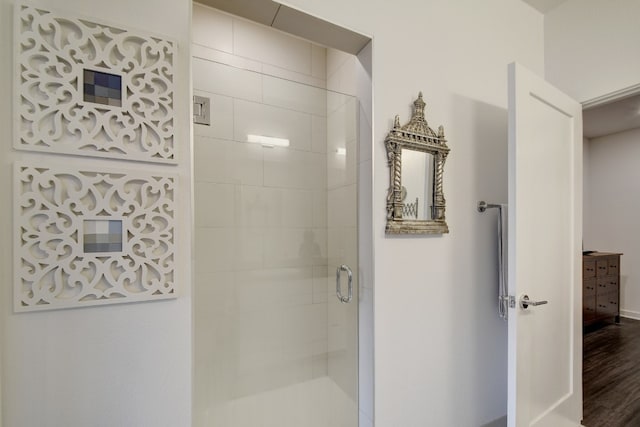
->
(195, 0, 370, 54)
(521, 0, 569, 13)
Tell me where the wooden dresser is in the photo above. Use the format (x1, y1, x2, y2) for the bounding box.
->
(583, 252, 622, 326)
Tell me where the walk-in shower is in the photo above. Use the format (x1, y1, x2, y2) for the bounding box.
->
(192, 7, 361, 425)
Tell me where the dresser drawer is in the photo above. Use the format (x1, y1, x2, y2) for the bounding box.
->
(584, 278, 596, 297)
(583, 260, 596, 279)
(596, 260, 608, 276)
(596, 276, 618, 295)
(583, 295, 596, 322)
(597, 292, 619, 318)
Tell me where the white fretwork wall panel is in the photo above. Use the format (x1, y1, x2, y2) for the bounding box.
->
(15, 162, 177, 311)
(15, 3, 177, 163)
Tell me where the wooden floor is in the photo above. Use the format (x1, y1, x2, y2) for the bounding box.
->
(583, 317, 640, 427)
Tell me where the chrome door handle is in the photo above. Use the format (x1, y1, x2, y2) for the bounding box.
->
(336, 264, 353, 303)
(520, 294, 548, 309)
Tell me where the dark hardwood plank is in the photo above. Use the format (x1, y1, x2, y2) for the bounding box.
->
(583, 318, 640, 427)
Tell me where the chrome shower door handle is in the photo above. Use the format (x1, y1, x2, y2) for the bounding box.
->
(336, 264, 353, 303)
(520, 294, 548, 309)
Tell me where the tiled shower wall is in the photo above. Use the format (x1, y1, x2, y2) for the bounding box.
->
(192, 3, 359, 425)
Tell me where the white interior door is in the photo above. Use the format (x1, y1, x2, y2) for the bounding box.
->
(507, 62, 583, 427)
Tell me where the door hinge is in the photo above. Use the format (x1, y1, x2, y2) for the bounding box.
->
(193, 95, 210, 125)
(508, 295, 516, 309)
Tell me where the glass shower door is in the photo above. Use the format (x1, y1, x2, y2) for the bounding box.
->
(192, 57, 359, 427)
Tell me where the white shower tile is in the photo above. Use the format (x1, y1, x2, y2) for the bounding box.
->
(194, 182, 235, 227)
(312, 190, 327, 228)
(311, 44, 326, 79)
(328, 184, 357, 228)
(311, 339, 329, 360)
(280, 189, 314, 228)
(235, 186, 313, 228)
(192, 4, 233, 53)
(311, 115, 327, 154)
(327, 310, 346, 353)
(327, 282, 358, 399)
(312, 265, 329, 304)
(233, 18, 312, 75)
(236, 308, 282, 354)
(327, 96, 357, 143)
(327, 226, 358, 270)
(194, 136, 263, 185)
(263, 76, 327, 116)
(264, 148, 326, 190)
(193, 57, 262, 102)
(327, 96, 357, 189)
(194, 271, 236, 314)
(264, 228, 327, 269)
(327, 54, 357, 96)
(192, 44, 262, 73)
(328, 139, 357, 189)
(235, 267, 313, 313)
(234, 99, 312, 152)
(311, 354, 328, 378)
(326, 90, 354, 117)
(234, 227, 264, 271)
(235, 185, 271, 228)
(326, 48, 353, 81)
(194, 226, 263, 273)
(194, 227, 235, 273)
(192, 90, 233, 141)
(236, 309, 284, 376)
(281, 303, 327, 344)
(262, 63, 326, 89)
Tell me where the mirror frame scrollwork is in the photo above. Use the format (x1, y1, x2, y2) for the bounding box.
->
(385, 92, 450, 234)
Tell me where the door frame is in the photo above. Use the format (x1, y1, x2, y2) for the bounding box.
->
(579, 80, 640, 424)
(581, 83, 640, 110)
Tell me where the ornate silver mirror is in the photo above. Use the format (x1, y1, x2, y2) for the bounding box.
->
(385, 93, 450, 234)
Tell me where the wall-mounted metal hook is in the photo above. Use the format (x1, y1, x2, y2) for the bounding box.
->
(477, 200, 501, 213)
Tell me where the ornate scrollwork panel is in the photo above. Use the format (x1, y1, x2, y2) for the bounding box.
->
(14, 162, 177, 311)
(15, 3, 177, 163)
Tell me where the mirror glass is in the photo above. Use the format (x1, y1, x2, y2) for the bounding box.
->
(401, 148, 433, 220)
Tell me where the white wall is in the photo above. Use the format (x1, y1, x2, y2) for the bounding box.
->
(583, 128, 640, 319)
(278, 0, 545, 425)
(0, 0, 192, 426)
(545, 0, 640, 102)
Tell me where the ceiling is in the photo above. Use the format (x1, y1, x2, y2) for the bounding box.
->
(583, 94, 640, 139)
(521, 0, 569, 13)
(196, 0, 370, 54)
(520, 0, 640, 138)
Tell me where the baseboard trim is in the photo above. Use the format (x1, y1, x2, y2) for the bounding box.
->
(620, 310, 640, 321)
(480, 415, 507, 427)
